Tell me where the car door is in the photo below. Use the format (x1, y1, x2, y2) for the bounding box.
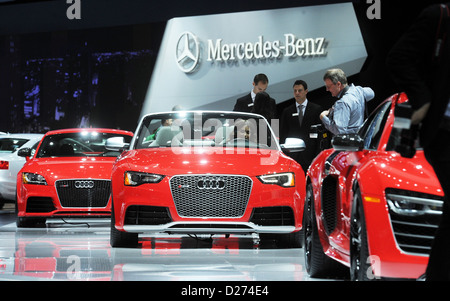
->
(323, 100, 393, 253)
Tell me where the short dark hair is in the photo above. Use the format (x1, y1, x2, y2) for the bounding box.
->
(293, 80, 308, 90)
(253, 73, 269, 85)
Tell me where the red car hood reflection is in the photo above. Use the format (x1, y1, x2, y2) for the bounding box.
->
(122, 148, 294, 176)
(25, 157, 117, 183)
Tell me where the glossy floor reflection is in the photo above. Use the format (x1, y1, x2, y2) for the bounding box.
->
(0, 204, 332, 281)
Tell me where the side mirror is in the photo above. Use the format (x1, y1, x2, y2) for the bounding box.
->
(105, 137, 129, 152)
(17, 147, 32, 158)
(331, 134, 364, 152)
(281, 138, 306, 153)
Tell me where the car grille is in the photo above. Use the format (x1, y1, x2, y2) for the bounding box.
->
(386, 188, 443, 255)
(169, 175, 252, 218)
(55, 179, 111, 208)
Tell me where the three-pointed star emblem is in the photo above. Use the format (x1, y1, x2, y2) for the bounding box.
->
(175, 32, 200, 73)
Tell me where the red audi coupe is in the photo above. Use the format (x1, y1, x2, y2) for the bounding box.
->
(304, 93, 444, 280)
(110, 111, 306, 247)
(16, 128, 133, 227)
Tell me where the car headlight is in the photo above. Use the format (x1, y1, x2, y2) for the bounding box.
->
(386, 192, 443, 216)
(22, 172, 47, 185)
(124, 171, 165, 186)
(257, 172, 295, 187)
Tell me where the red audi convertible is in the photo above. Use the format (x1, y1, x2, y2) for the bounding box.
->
(16, 128, 133, 227)
(304, 93, 444, 280)
(110, 111, 306, 247)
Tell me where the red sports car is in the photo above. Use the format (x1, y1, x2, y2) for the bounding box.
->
(110, 111, 306, 247)
(16, 128, 133, 227)
(304, 93, 444, 280)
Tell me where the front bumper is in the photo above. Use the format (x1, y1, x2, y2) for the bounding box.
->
(113, 175, 304, 235)
(17, 179, 112, 217)
(123, 221, 296, 235)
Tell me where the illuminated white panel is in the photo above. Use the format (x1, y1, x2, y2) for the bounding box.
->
(141, 3, 367, 116)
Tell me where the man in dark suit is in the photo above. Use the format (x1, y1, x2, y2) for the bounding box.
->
(387, 3, 450, 280)
(280, 80, 322, 172)
(234, 73, 275, 113)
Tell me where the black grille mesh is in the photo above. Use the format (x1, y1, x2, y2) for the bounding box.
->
(169, 175, 252, 218)
(250, 206, 295, 226)
(386, 188, 443, 255)
(55, 179, 111, 208)
(321, 176, 338, 235)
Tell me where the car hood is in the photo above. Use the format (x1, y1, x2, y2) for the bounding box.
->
(22, 157, 117, 184)
(389, 151, 442, 194)
(122, 148, 294, 176)
(360, 150, 443, 196)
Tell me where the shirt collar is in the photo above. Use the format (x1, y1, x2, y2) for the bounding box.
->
(296, 99, 308, 109)
(337, 85, 350, 99)
(251, 90, 257, 102)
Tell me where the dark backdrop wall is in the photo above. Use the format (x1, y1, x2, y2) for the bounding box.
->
(0, 23, 165, 132)
(0, 0, 443, 133)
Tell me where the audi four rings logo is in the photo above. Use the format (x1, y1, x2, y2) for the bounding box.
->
(175, 31, 200, 74)
(74, 180, 95, 189)
(197, 177, 226, 190)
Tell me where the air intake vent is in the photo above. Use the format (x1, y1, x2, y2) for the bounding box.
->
(386, 188, 443, 255)
(321, 176, 338, 235)
(125, 205, 172, 225)
(250, 206, 295, 226)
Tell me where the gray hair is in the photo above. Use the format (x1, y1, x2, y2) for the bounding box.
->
(323, 68, 348, 85)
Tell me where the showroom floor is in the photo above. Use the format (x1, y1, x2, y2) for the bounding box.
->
(0, 203, 339, 281)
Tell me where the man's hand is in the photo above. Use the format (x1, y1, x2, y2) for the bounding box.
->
(320, 110, 329, 120)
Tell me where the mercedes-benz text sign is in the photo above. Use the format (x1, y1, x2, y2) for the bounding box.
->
(207, 34, 326, 62)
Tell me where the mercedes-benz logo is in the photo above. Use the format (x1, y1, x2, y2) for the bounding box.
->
(197, 177, 226, 190)
(175, 31, 200, 73)
(74, 180, 95, 189)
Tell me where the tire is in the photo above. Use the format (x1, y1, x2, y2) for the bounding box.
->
(110, 198, 138, 248)
(350, 188, 378, 281)
(303, 183, 346, 278)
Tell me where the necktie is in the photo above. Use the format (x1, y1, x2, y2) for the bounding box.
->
(298, 104, 304, 127)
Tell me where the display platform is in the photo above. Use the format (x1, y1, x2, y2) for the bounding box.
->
(0, 204, 339, 281)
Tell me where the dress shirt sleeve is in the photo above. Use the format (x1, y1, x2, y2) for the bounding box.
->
(322, 101, 352, 135)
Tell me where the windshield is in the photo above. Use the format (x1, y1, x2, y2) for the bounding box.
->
(36, 132, 132, 158)
(133, 112, 278, 151)
(0, 138, 29, 153)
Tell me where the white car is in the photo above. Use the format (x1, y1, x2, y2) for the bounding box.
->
(0, 133, 44, 208)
